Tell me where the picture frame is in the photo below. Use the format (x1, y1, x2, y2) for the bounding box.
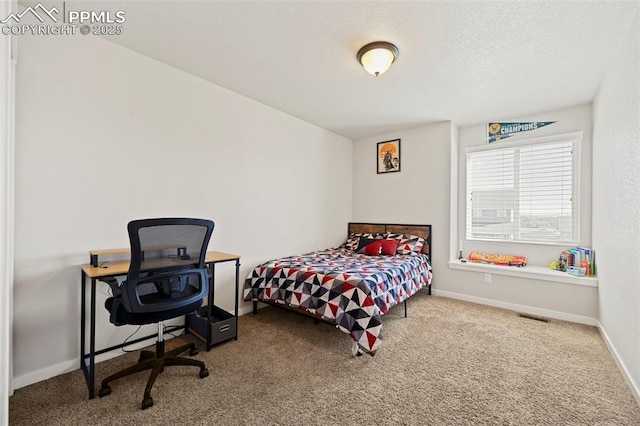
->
(377, 139, 401, 174)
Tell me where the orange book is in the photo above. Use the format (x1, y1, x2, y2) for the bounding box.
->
(562, 251, 574, 267)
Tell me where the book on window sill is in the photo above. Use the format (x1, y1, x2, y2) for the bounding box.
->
(564, 246, 595, 277)
(467, 252, 527, 267)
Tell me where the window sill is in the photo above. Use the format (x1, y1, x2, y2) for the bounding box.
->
(448, 260, 598, 287)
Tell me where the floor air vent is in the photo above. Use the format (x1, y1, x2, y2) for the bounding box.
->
(517, 313, 550, 323)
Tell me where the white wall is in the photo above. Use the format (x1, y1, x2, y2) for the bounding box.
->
(457, 103, 594, 266)
(353, 109, 598, 323)
(13, 34, 352, 387)
(593, 9, 640, 400)
(448, 104, 597, 322)
(353, 121, 453, 282)
(439, 104, 598, 324)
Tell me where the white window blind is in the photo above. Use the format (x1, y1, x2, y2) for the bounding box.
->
(466, 133, 580, 244)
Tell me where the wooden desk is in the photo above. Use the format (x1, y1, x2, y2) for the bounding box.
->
(80, 250, 240, 399)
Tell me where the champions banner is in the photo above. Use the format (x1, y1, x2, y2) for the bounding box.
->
(487, 121, 556, 143)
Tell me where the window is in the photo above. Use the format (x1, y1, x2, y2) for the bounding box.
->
(466, 132, 581, 245)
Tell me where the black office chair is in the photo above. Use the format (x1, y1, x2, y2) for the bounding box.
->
(98, 218, 214, 409)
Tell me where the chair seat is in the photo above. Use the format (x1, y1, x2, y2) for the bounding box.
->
(105, 297, 203, 326)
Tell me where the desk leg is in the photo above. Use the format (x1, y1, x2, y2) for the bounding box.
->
(80, 273, 85, 365)
(80, 272, 96, 399)
(207, 263, 215, 351)
(208, 263, 215, 312)
(235, 259, 240, 340)
(89, 277, 97, 398)
(80, 272, 88, 398)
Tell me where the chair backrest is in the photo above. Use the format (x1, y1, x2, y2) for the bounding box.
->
(122, 218, 214, 314)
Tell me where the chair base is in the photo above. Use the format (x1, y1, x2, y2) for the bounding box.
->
(99, 340, 208, 410)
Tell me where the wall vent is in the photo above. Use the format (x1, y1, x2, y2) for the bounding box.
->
(517, 312, 550, 323)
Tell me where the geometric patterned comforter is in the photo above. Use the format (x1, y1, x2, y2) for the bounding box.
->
(243, 248, 432, 355)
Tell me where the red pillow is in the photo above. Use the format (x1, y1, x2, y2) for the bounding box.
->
(364, 240, 383, 256)
(380, 239, 399, 256)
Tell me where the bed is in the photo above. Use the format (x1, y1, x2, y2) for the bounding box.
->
(243, 223, 432, 355)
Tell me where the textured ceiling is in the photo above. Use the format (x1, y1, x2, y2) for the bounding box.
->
(70, 0, 639, 140)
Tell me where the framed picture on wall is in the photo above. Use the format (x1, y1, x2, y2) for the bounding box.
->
(377, 139, 401, 174)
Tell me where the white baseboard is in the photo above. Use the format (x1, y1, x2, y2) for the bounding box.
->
(13, 309, 257, 391)
(432, 289, 598, 326)
(12, 337, 159, 390)
(12, 359, 77, 391)
(597, 321, 640, 407)
(14, 298, 640, 410)
(432, 290, 640, 407)
(238, 305, 254, 316)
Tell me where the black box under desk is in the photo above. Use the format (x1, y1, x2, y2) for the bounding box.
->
(186, 305, 237, 350)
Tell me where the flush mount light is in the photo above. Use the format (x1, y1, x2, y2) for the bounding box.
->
(357, 41, 399, 76)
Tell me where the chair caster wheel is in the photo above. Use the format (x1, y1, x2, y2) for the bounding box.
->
(98, 385, 111, 398)
(190, 348, 199, 356)
(141, 397, 153, 410)
(199, 368, 209, 378)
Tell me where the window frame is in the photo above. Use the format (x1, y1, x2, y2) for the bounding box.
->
(465, 131, 582, 246)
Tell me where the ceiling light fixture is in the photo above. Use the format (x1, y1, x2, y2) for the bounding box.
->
(357, 41, 399, 77)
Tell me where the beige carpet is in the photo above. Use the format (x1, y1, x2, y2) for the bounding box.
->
(9, 294, 640, 425)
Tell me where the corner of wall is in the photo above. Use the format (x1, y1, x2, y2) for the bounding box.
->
(1, 1, 17, 421)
